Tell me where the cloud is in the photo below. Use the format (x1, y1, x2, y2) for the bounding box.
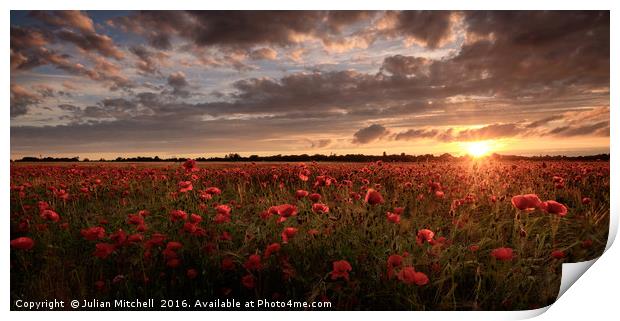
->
(167, 71, 190, 97)
(10, 25, 132, 91)
(391, 108, 610, 143)
(112, 11, 374, 51)
(250, 47, 278, 60)
(525, 115, 563, 128)
(393, 129, 439, 141)
(380, 55, 432, 77)
(129, 45, 167, 74)
(353, 124, 389, 144)
(452, 123, 522, 141)
(30, 11, 96, 33)
(375, 11, 457, 49)
(308, 139, 333, 149)
(11, 84, 40, 117)
(56, 29, 124, 60)
(547, 121, 610, 137)
(30, 11, 124, 60)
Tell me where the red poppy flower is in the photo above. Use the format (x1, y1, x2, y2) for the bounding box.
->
(511, 194, 542, 211)
(491, 247, 514, 261)
(166, 258, 181, 268)
(295, 190, 309, 199)
(128, 213, 144, 225)
(309, 193, 322, 202)
(145, 233, 166, 248)
(221, 257, 236, 271)
(170, 209, 188, 222)
(264, 243, 281, 259)
(435, 190, 445, 199)
(183, 222, 197, 233)
(94, 280, 105, 291)
(330, 260, 352, 281)
(270, 204, 298, 218)
(281, 227, 298, 243)
(259, 210, 272, 220)
(81, 226, 106, 241)
(11, 237, 35, 250)
(205, 187, 222, 195)
(364, 189, 384, 205)
(416, 229, 435, 245)
(387, 254, 403, 278)
(386, 212, 401, 224)
(214, 213, 231, 224)
(182, 159, 199, 172)
(216, 204, 232, 216)
(582, 197, 592, 205)
(186, 268, 198, 279)
(220, 231, 233, 241)
(37, 201, 50, 212)
(127, 234, 143, 243)
(110, 229, 127, 246)
(540, 200, 568, 217)
(40, 209, 60, 222)
(241, 274, 255, 289)
(397, 266, 429, 286)
(312, 203, 330, 214)
(189, 213, 202, 223)
(178, 181, 193, 193)
(244, 254, 262, 270)
(166, 241, 183, 251)
(93, 243, 116, 259)
(551, 250, 566, 259)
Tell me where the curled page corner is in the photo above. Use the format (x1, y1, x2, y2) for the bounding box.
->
(511, 305, 551, 320)
(557, 259, 598, 299)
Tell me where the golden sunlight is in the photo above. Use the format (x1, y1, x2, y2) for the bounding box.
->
(463, 141, 493, 158)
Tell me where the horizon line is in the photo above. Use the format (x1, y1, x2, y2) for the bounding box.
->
(11, 152, 611, 162)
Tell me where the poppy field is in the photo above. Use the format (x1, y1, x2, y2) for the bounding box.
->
(10, 159, 609, 310)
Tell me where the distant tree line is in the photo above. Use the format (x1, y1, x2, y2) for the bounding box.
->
(13, 152, 610, 163)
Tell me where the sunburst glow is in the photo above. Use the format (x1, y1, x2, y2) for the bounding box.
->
(464, 141, 493, 158)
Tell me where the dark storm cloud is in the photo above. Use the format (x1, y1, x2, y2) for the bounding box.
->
(353, 124, 389, 144)
(378, 11, 456, 48)
(111, 11, 375, 51)
(460, 11, 609, 92)
(380, 55, 432, 77)
(193, 11, 607, 118)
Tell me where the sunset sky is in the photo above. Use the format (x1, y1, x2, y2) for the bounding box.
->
(10, 11, 610, 159)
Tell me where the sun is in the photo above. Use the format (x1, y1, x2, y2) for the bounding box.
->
(464, 141, 493, 158)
